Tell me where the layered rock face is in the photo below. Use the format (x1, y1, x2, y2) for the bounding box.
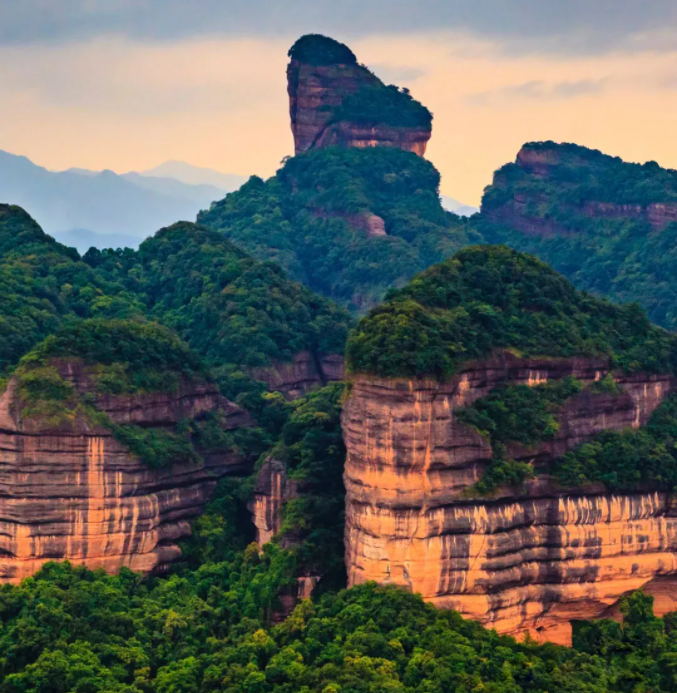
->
(343, 353, 677, 644)
(250, 351, 344, 399)
(287, 58, 430, 156)
(484, 144, 677, 234)
(0, 362, 250, 582)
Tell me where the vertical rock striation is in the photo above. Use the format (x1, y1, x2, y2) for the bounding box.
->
(343, 353, 677, 644)
(0, 362, 250, 582)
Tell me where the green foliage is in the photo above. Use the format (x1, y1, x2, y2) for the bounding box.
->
(272, 383, 347, 586)
(3, 560, 677, 693)
(554, 392, 677, 490)
(458, 376, 584, 447)
(470, 457, 535, 497)
(89, 223, 351, 411)
(0, 205, 141, 374)
(26, 318, 206, 391)
(199, 148, 475, 311)
(481, 141, 677, 330)
(331, 84, 433, 129)
(347, 245, 677, 379)
(589, 372, 621, 395)
(288, 34, 357, 65)
(110, 424, 201, 470)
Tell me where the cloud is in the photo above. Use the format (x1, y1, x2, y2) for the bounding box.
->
(369, 65, 426, 86)
(0, 36, 288, 117)
(469, 78, 609, 106)
(1, 0, 677, 55)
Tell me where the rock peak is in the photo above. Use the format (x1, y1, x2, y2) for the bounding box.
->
(288, 34, 357, 66)
(287, 35, 432, 156)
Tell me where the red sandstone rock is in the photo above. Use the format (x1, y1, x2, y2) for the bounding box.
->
(342, 352, 677, 645)
(287, 58, 430, 156)
(0, 361, 251, 582)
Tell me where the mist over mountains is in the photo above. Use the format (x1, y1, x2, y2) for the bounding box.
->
(0, 149, 247, 252)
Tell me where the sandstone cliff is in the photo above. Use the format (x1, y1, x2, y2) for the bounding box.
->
(343, 353, 677, 645)
(0, 359, 250, 582)
(287, 35, 431, 156)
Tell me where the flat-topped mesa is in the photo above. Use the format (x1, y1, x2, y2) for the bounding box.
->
(483, 141, 677, 234)
(342, 245, 677, 645)
(287, 34, 432, 156)
(0, 321, 252, 582)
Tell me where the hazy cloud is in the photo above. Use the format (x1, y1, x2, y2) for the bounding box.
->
(469, 78, 609, 106)
(1, 0, 677, 55)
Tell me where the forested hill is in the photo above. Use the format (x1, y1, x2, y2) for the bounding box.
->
(199, 147, 477, 312)
(0, 204, 351, 410)
(480, 140, 677, 329)
(86, 222, 351, 402)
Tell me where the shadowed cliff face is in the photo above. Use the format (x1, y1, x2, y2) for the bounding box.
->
(0, 361, 250, 582)
(342, 353, 677, 645)
(287, 36, 431, 156)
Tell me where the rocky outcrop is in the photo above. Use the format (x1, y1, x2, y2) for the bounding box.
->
(0, 361, 251, 582)
(484, 144, 677, 233)
(343, 353, 677, 644)
(249, 458, 294, 545)
(250, 351, 345, 399)
(287, 43, 431, 156)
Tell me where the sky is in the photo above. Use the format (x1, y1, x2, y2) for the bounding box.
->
(1, 0, 677, 205)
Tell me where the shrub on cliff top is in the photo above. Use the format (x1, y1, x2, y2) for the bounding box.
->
(346, 245, 677, 379)
(288, 34, 357, 65)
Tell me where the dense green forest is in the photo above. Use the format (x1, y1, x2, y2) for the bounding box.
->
(346, 244, 677, 379)
(198, 147, 476, 310)
(481, 141, 677, 330)
(86, 222, 351, 405)
(0, 204, 140, 372)
(4, 539, 677, 691)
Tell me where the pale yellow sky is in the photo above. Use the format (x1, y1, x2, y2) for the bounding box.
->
(1, 32, 676, 205)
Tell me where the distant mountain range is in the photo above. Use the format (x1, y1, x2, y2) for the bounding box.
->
(0, 149, 248, 252)
(440, 196, 479, 217)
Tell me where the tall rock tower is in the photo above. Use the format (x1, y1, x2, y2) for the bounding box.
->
(287, 34, 432, 156)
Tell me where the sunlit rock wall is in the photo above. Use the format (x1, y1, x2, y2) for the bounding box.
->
(343, 352, 677, 644)
(0, 363, 250, 581)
